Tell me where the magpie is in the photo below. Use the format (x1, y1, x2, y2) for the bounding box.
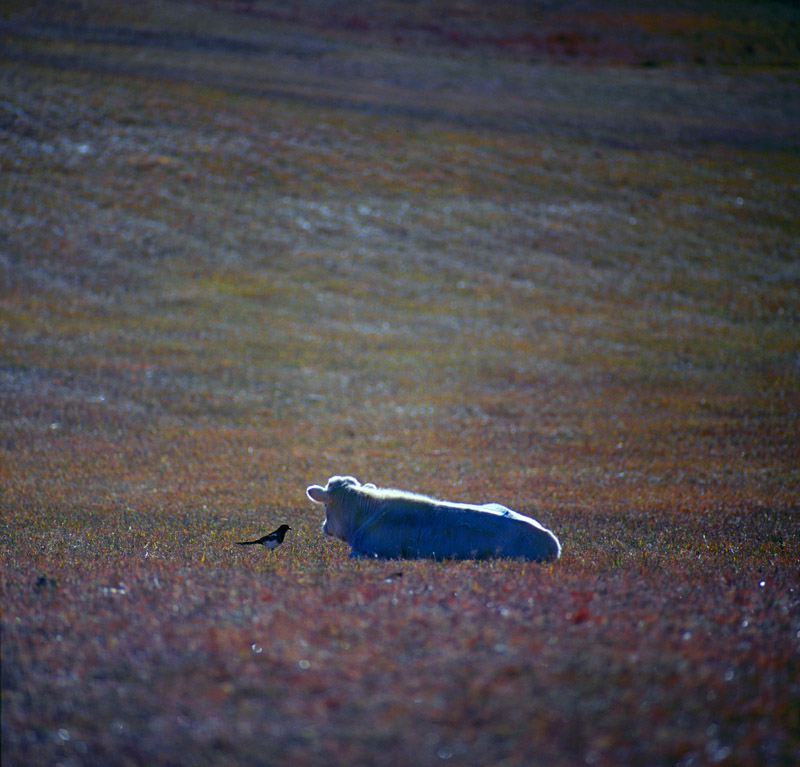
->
(236, 524, 292, 550)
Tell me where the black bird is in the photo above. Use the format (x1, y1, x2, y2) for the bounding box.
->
(236, 524, 292, 550)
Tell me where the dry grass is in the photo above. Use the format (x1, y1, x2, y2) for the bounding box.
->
(2, 1, 799, 766)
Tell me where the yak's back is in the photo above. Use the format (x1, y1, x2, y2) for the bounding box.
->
(351, 492, 560, 562)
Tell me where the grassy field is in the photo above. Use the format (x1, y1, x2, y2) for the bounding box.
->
(2, 1, 799, 765)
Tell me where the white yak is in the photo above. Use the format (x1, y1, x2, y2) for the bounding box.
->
(306, 476, 561, 562)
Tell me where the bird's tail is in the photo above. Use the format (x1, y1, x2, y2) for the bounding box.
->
(236, 541, 257, 545)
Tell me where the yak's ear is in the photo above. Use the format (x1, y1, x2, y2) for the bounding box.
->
(307, 485, 330, 504)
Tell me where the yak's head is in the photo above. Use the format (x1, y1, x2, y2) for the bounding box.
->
(307, 476, 376, 539)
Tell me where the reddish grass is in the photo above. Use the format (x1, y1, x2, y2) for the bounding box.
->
(2, 1, 799, 766)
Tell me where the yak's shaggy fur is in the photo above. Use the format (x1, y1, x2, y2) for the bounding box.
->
(307, 476, 561, 562)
